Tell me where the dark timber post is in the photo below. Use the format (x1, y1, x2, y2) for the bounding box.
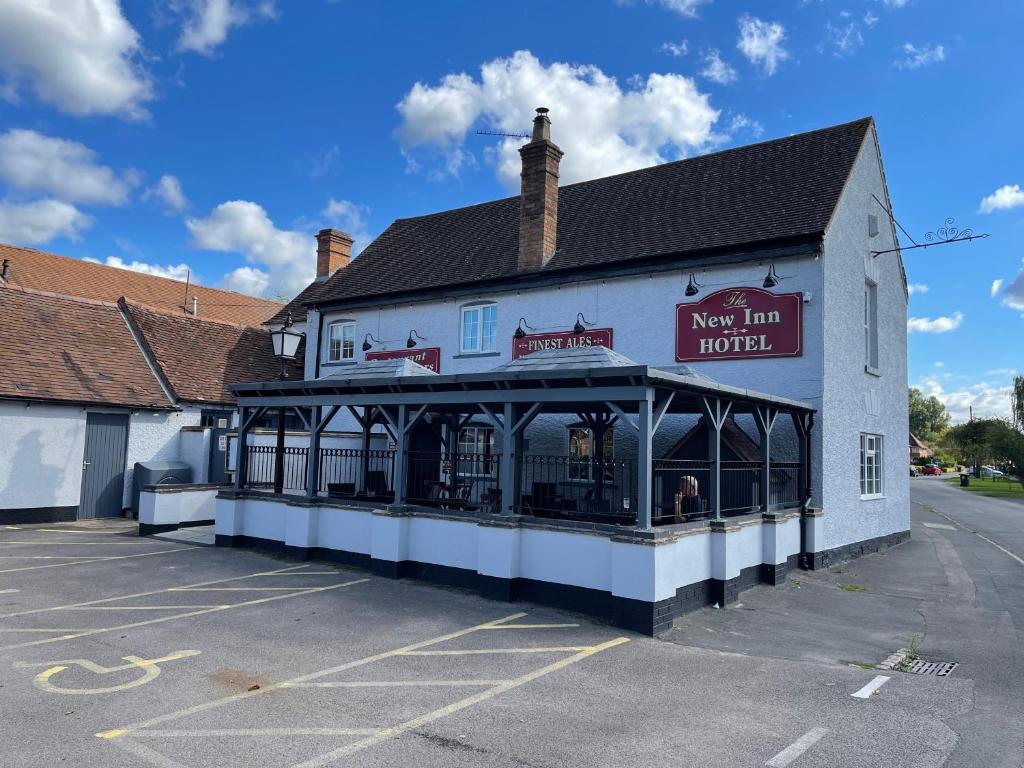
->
(636, 391, 654, 529)
(234, 406, 248, 492)
(756, 406, 777, 513)
(273, 406, 286, 494)
(305, 406, 322, 499)
(391, 405, 408, 507)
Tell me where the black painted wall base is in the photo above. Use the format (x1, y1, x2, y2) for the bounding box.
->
(215, 532, 800, 636)
(138, 519, 213, 536)
(804, 529, 910, 571)
(0, 506, 78, 525)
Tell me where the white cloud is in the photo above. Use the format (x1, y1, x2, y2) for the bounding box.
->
(396, 50, 722, 189)
(143, 175, 189, 213)
(659, 40, 689, 57)
(826, 20, 864, 56)
(0, 0, 152, 119)
(934, 361, 944, 368)
(894, 43, 946, 70)
(907, 311, 964, 334)
(863, 11, 880, 27)
(994, 262, 1024, 311)
(979, 184, 1024, 213)
(916, 375, 1012, 424)
(176, 0, 276, 56)
(907, 282, 929, 295)
(737, 16, 789, 76)
(83, 256, 193, 282)
(0, 129, 138, 205)
(310, 145, 341, 177)
(621, 0, 710, 18)
(701, 50, 738, 85)
(322, 198, 371, 255)
(880, 0, 909, 7)
(0, 199, 90, 244)
(222, 266, 270, 296)
(187, 200, 313, 297)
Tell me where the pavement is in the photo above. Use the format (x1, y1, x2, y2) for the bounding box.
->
(0, 479, 1020, 767)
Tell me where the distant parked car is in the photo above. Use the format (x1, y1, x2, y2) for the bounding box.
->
(910, 466, 920, 477)
(921, 464, 942, 476)
(981, 466, 1005, 478)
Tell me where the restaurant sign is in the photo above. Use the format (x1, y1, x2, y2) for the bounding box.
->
(675, 287, 802, 362)
(365, 346, 441, 373)
(512, 328, 613, 360)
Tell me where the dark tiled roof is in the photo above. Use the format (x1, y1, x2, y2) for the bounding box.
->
(321, 358, 438, 381)
(0, 288, 171, 408)
(0, 243, 284, 326)
(286, 118, 871, 317)
(122, 301, 302, 405)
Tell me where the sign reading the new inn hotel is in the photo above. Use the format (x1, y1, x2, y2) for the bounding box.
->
(676, 287, 803, 362)
(512, 329, 614, 360)
(365, 347, 442, 373)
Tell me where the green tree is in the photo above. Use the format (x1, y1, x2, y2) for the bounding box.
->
(1012, 375, 1024, 432)
(987, 420, 1024, 477)
(909, 387, 951, 442)
(948, 419, 993, 477)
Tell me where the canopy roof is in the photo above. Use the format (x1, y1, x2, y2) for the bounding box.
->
(232, 347, 814, 414)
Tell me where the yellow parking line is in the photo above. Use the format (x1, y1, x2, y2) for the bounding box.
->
(168, 587, 322, 592)
(291, 637, 632, 766)
(283, 680, 512, 688)
(398, 646, 593, 656)
(96, 613, 529, 740)
(0, 564, 313, 618)
(59, 605, 230, 611)
(477, 623, 580, 629)
(134, 728, 382, 738)
(0, 547, 196, 574)
(1, 579, 369, 652)
(0, 628, 89, 633)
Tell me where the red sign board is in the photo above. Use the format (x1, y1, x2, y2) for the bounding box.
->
(365, 346, 441, 373)
(675, 288, 802, 362)
(512, 328, 613, 360)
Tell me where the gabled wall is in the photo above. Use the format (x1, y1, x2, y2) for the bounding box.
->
(820, 125, 910, 549)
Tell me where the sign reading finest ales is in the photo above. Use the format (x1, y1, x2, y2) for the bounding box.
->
(365, 347, 441, 373)
(675, 287, 802, 362)
(512, 328, 613, 360)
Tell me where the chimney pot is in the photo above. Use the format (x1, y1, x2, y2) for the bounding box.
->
(316, 228, 354, 280)
(518, 108, 563, 272)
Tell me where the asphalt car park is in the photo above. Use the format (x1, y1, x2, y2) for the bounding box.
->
(0, 509, 1013, 768)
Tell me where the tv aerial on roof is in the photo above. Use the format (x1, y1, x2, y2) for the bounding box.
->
(475, 129, 531, 140)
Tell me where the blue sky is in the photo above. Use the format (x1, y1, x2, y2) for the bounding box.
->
(0, 0, 1020, 421)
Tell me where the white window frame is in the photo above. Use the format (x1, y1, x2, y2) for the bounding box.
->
(457, 425, 496, 477)
(327, 321, 355, 363)
(567, 426, 615, 482)
(460, 302, 497, 354)
(864, 281, 879, 372)
(860, 433, 884, 498)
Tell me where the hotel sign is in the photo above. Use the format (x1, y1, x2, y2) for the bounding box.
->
(675, 288, 802, 362)
(512, 328, 613, 360)
(365, 346, 441, 373)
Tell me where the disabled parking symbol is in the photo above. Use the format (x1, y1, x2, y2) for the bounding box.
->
(15, 650, 199, 695)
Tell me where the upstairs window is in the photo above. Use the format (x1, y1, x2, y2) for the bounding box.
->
(864, 281, 879, 370)
(327, 321, 355, 362)
(860, 433, 884, 497)
(461, 303, 497, 354)
(568, 426, 615, 481)
(457, 426, 496, 476)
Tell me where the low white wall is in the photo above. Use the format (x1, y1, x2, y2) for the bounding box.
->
(0, 401, 86, 511)
(217, 497, 805, 607)
(138, 485, 221, 529)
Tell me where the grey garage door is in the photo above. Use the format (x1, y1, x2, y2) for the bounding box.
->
(79, 413, 130, 519)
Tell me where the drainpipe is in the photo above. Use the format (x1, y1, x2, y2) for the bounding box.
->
(798, 412, 815, 570)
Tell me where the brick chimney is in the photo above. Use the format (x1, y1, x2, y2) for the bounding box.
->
(518, 107, 564, 271)
(315, 228, 353, 280)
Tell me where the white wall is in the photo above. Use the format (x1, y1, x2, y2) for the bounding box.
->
(180, 428, 212, 483)
(138, 486, 219, 527)
(122, 407, 203, 509)
(820, 127, 910, 549)
(0, 401, 86, 510)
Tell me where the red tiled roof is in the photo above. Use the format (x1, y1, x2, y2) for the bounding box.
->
(0, 242, 283, 327)
(121, 300, 302, 405)
(0, 287, 172, 409)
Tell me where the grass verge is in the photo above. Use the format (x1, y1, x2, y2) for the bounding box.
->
(944, 474, 1024, 500)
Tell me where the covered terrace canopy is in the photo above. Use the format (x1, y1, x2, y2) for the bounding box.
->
(230, 347, 815, 529)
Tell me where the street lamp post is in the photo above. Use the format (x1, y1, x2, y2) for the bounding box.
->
(269, 312, 304, 494)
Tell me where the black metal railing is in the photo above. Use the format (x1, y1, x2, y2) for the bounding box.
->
(769, 462, 802, 509)
(245, 445, 308, 491)
(319, 448, 395, 500)
(518, 454, 636, 524)
(405, 450, 501, 513)
(652, 459, 711, 524)
(720, 460, 763, 515)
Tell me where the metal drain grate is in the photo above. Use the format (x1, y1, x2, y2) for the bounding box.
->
(905, 660, 958, 677)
